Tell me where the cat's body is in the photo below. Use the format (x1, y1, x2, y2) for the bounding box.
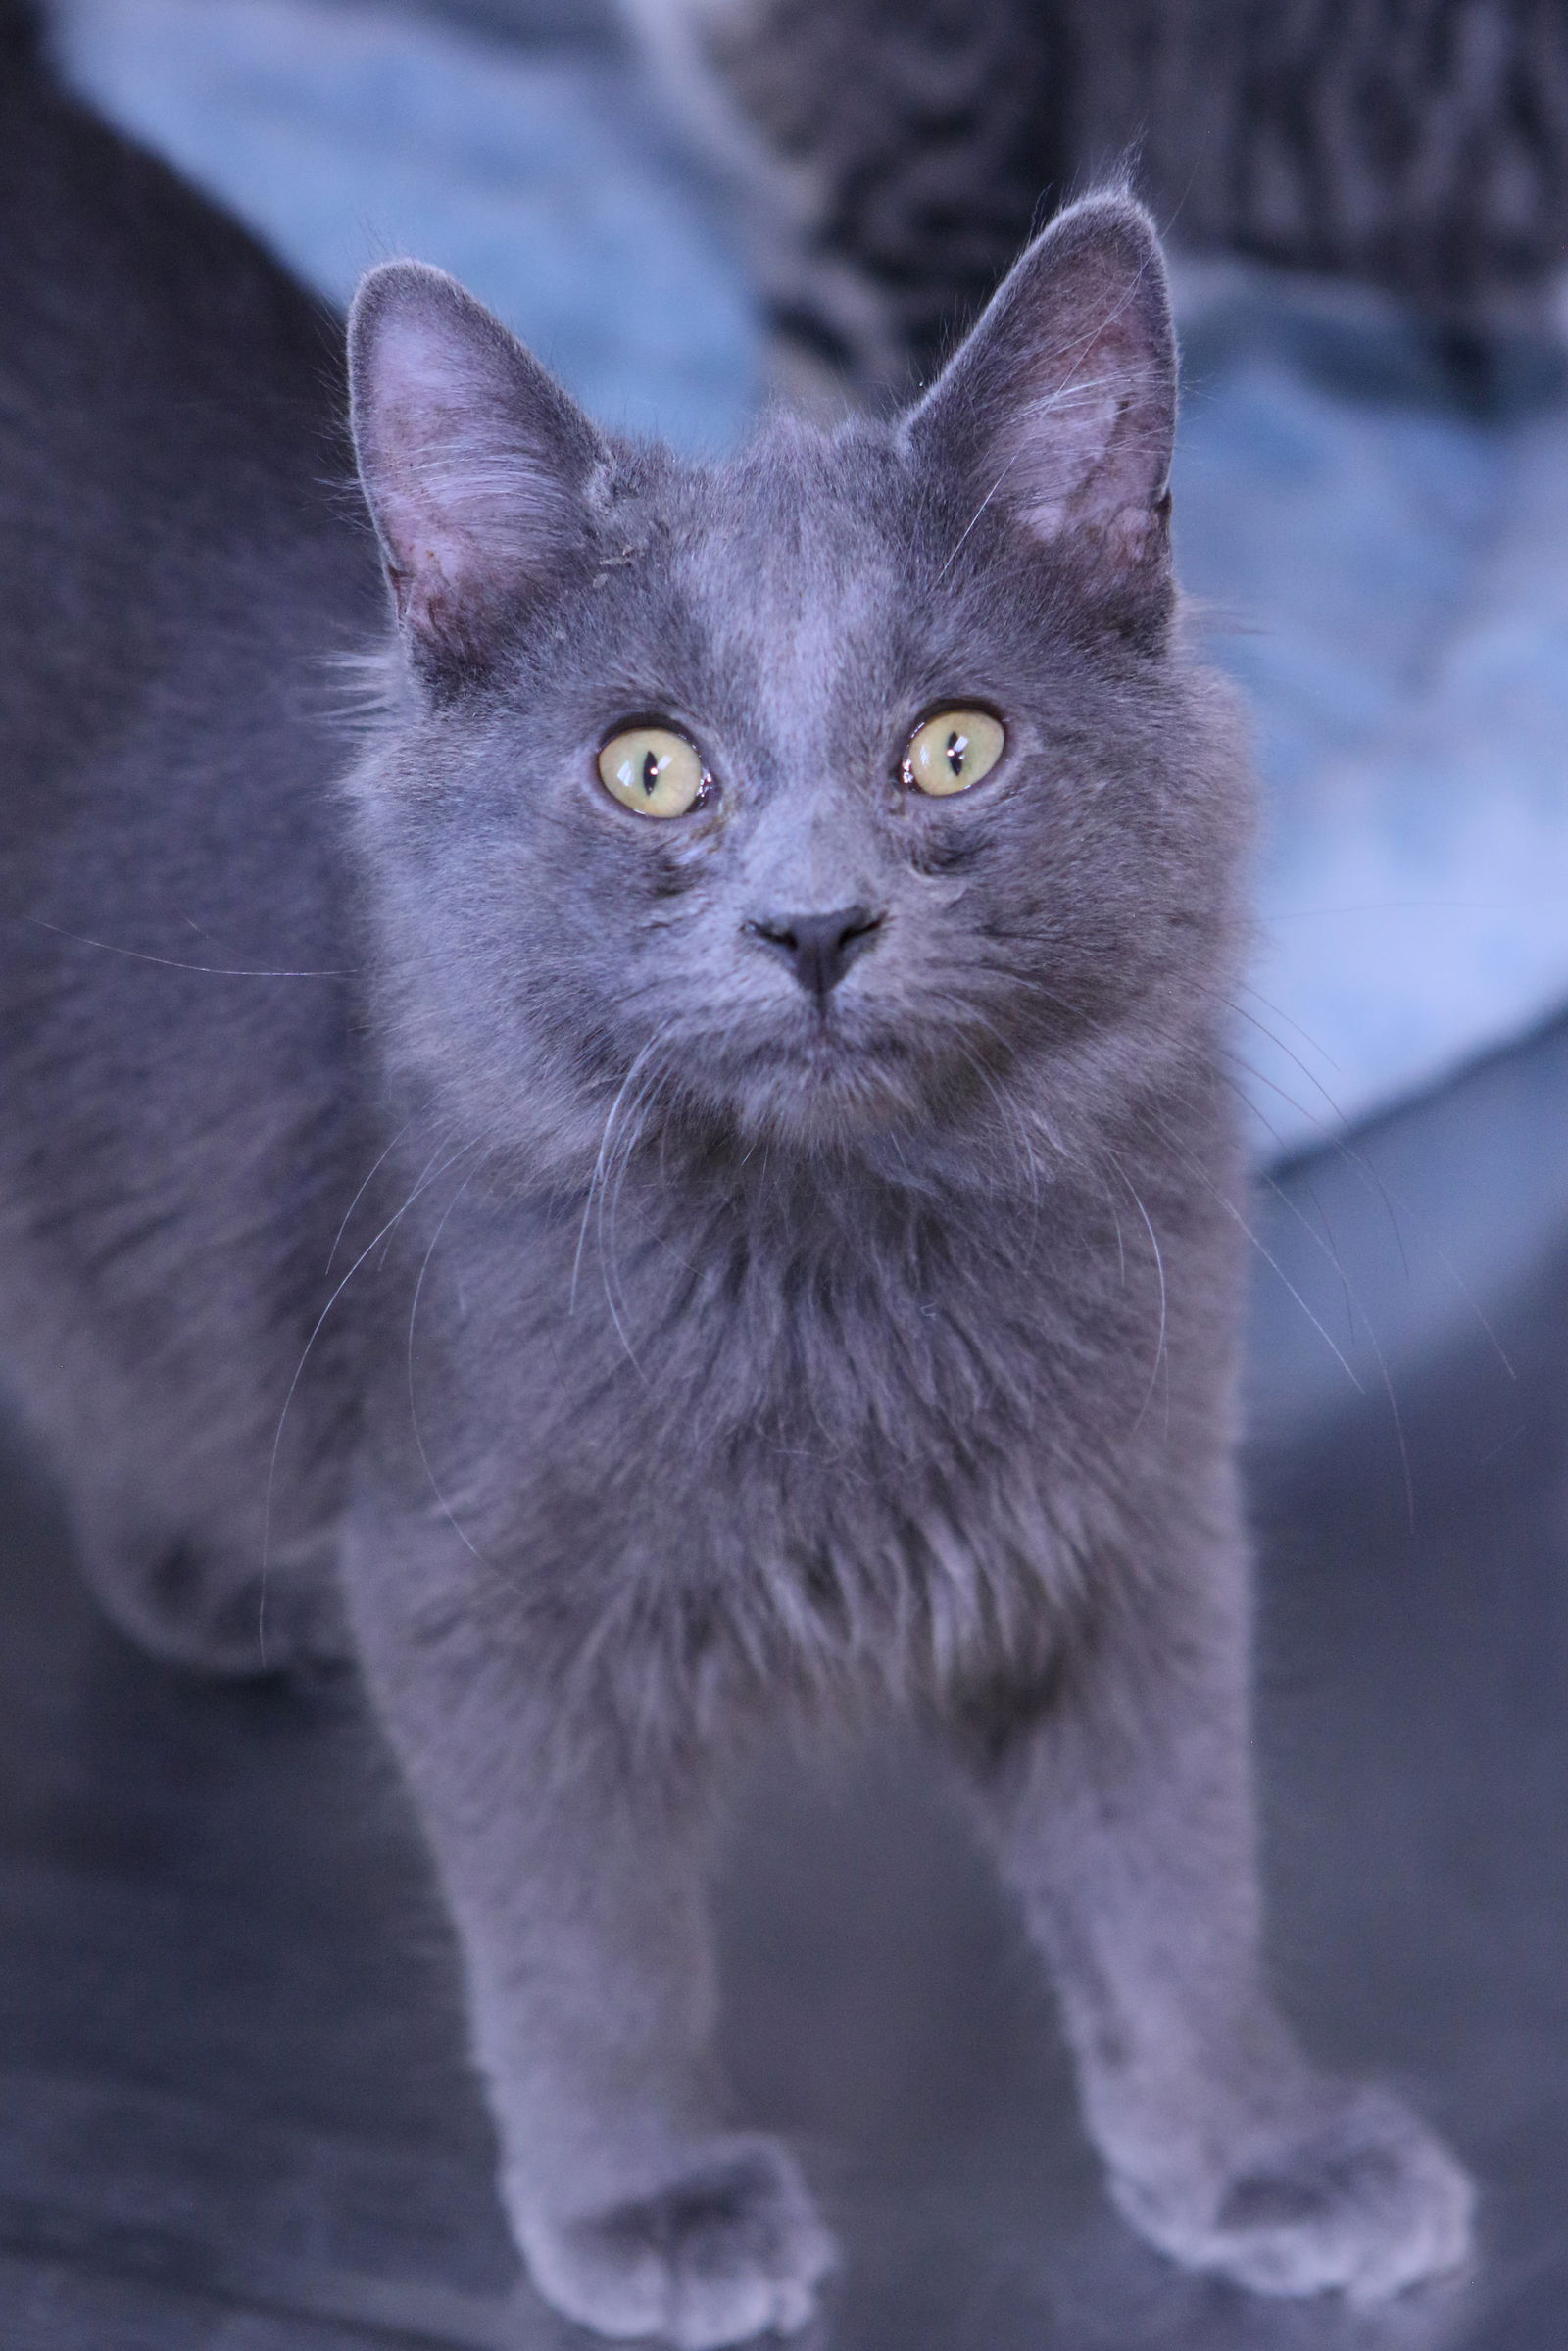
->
(0, 37, 376, 1668)
(0, 22, 1471, 2347)
(624, 0, 1568, 395)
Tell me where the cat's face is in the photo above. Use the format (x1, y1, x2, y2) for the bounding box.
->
(348, 198, 1248, 1183)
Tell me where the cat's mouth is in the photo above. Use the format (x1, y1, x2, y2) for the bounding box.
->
(699, 1010, 934, 1147)
(638, 980, 1010, 1152)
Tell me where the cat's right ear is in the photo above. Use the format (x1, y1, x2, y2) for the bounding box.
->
(348, 263, 609, 689)
(906, 193, 1177, 631)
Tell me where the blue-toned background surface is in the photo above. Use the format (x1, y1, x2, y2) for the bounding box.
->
(57, 0, 1568, 1154)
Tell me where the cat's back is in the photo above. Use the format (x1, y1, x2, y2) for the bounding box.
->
(0, 45, 381, 1590)
(0, 50, 376, 833)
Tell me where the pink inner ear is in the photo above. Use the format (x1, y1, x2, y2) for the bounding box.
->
(998, 325, 1167, 544)
(356, 291, 588, 626)
(1001, 377, 1125, 539)
(368, 391, 570, 600)
(909, 198, 1177, 568)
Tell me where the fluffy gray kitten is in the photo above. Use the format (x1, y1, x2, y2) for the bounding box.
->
(0, 24, 1471, 2348)
(623, 0, 1568, 398)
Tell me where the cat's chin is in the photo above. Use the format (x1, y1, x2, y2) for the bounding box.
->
(716, 1035, 932, 1153)
(672, 1018, 1045, 1173)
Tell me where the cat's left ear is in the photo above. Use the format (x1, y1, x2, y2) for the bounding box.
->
(908, 193, 1176, 617)
(349, 262, 610, 689)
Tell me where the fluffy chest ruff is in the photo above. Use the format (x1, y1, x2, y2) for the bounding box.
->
(380, 1140, 1188, 1743)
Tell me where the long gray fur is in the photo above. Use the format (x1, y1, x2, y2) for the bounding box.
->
(0, 35, 1471, 2349)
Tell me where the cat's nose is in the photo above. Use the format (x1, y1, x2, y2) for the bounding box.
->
(748, 905, 883, 999)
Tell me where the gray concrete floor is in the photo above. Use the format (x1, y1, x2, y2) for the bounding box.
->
(0, 1017, 1566, 2347)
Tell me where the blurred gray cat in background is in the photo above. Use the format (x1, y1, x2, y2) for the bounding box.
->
(0, 4, 1471, 2343)
(623, 0, 1568, 401)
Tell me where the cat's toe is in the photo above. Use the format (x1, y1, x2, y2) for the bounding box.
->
(1114, 2087, 1474, 2303)
(517, 2136, 835, 2348)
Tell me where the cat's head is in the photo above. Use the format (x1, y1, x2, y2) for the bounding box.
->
(346, 194, 1248, 1188)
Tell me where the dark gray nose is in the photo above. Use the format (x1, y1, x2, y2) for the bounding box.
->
(749, 905, 883, 999)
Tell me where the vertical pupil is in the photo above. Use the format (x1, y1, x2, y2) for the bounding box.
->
(945, 729, 968, 775)
(641, 748, 667, 796)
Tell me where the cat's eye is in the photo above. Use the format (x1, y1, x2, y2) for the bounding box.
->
(902, 708, 1005, 797)
(598, 726, 710, 819)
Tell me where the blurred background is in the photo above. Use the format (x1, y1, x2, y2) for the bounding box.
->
(3, 3, 1568, 2347)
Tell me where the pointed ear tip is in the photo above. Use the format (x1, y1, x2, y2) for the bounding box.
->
(1046, 189, 1166, 269)
(346, 263, 526, 424)
(349, 259, 467, 343)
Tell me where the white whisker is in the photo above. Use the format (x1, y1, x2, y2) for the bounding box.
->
(407, 1155, 498, 1568)
(24, 913, 348, 980)
(326, 1114, 415, 1275)
(1109, 1157, 1168, 1435)
(258, 1131, 479, 1666)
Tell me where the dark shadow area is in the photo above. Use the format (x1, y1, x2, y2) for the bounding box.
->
(0, 1014, 1565, 2345)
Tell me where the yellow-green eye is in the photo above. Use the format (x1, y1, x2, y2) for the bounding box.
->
(902, 708, 1005, 797)
(598, 726, 710, 819)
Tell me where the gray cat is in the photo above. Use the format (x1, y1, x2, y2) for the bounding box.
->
(623, 0, 1568, 398)
(0, 16, 1472, 2346)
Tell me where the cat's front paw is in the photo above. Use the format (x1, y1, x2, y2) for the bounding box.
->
(516, 2135, 835, 2348)
(1112, 2086, 1474, 2303)
(81, 1530, 351, 1680)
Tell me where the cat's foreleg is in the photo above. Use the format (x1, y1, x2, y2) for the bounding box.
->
(340, 1497, 833, 2351)
(953, 1499, 1474, 2301)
